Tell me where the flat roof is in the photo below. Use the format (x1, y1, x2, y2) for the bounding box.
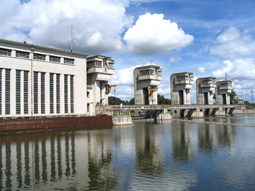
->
(135, 65, 161, 70)
(0, 39, 89, 57)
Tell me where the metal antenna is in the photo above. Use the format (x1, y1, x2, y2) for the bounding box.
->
(70, 25, 75, 51)
(251, 89, 255, 103)
(225, 72, 228, 80)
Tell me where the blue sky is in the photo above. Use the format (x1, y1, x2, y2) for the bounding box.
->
(1, 0, 255, 102)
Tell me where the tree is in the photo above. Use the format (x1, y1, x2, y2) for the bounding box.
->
(157, 94, 171, 105)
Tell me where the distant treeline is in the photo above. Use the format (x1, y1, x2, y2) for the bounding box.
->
(108, 94, 171, 105)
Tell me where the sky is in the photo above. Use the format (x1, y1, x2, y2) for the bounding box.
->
(1, 0, 255, 103)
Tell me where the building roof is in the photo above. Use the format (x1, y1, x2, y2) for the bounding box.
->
(0, 39, 89, 57)
(134, 65, 161, 70)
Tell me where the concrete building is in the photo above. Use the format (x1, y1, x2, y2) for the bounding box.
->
(215, 81, 233, 105)
(86, 55, 115, 115)
(0, 39, 114, 118)
(196, 77, 216, 105)
(133, 65, 162, 105)
(170, 72, 194, 105)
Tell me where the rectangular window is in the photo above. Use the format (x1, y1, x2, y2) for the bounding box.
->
(34, 72, 38, 114)
(64, 75, 68, 113)
(24, 71, 29, 114)
(95, 61, 101, 68)
(16, 51, 29, 58)
(5, 69, 11, 115)
(109, 62, 114, 69)
(0, 69, 2, 115)
(34, 53, 46, 61)
(49, 56, 60, 63)
(50, 73, 54, 114)
(140, 70, 154, 76)
(56, 74, 60, 113)
(70, 75, 74, 113)
(0, 48, 11, 56)
(64, 58, 74, 64)
(16, 70, 21, 114)
(177, 76, 186, 81)
(41, 72, 45, 114)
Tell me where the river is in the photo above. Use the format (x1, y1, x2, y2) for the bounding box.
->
(0, 113, 255, 190)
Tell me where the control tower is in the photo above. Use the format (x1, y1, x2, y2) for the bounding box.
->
(134, 65, 162, 105)
(196, 77, 216, 105)
(216, 81, 233, 105)
(170, 72, 194, 105)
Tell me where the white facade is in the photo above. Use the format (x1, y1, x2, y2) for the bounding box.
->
(133, 65, 162, 105)
(86, 55, 115, 115)
(216, 81, 233, 105)
(0, 39, 114, 118)
(196, 77, 216, 105)
(170, 72, 194, 105)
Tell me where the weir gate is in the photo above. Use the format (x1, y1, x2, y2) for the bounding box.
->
(96, 104, 238, 118)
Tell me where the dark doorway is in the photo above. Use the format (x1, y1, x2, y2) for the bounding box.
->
(179, 90, 184, 105)
(222, 94, 226, 104)
(204, 93, 208, 105)
(143, 88, 149, 105)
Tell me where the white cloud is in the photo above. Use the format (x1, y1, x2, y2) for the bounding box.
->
(210, 27, 255, 58)
(0, 0, 133, 54)
(212, 58, 255, 80)
(123, 13, 194, 56)
(197, 66, 206, 73)
(170, 56, 182, 63)
(211, 58, 255, 102)
(110, 65, 140, 86)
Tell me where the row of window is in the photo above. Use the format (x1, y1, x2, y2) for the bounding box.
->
(139, 69, 162, 77)
(0, 68, 74, 116)
(0, 48, 74, 64)
(87, 60, 114, 69)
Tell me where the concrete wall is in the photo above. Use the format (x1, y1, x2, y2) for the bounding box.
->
(112, 115, 133, 125)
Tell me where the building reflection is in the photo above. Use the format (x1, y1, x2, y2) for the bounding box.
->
(172, 121, 195, 162)
(197, 123, 218, 154)
(87, 131, 117, 190)
(135, 123, 164, 174)
(0, 132, 78, 190)
(215, 124, 235, 148)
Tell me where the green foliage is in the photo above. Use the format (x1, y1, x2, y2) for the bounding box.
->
(108, 96, 132, 105)
(108, 94, 171, 105)
(158, 94, 171, 105)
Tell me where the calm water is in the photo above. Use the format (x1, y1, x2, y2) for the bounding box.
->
(1, 114, 255, 191)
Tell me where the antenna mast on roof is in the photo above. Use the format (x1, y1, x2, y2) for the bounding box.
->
(70, 25, 76, 51)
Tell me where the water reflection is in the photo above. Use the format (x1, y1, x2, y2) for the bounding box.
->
(0, 115, 254, 190)
(87, 131, 117, 190)
(135, 123, 164, 174)
(172, 121, 195, 162)
(0, 132, 78, 190)
(198, 123, 218, 154)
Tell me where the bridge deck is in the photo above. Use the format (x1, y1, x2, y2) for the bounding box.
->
(97, 104, 237, 111)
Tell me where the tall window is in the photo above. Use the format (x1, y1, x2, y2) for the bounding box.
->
(41, 72, 45, 114)
(5, 69, 11, 114)
(56, 74, 60, 113)
(24, 71, 29, 114)
(70, 75, 74, 113)
(16, 70, 21, 114)
(34, 72, 38, 114)
(50, 73, 54, 114)
(64, 75, 68, 113)
(0, 69, 2, 115)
